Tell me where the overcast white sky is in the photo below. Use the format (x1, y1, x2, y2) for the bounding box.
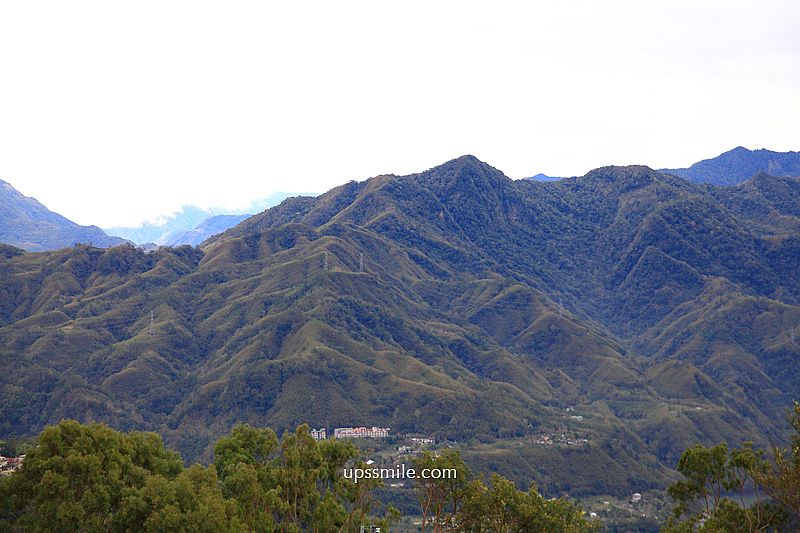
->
(1, 1, 799, 227)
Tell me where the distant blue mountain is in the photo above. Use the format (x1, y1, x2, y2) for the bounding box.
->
(106, 205, 212, 245)
(525, 173, 562, 182)
(105, 192, 309, 245)
(662, 146, 800, 186)
(164, 214, 251, 246)
(0, 178, 129, 251)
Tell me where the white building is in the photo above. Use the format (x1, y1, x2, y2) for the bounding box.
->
(334, 426, 390, 439)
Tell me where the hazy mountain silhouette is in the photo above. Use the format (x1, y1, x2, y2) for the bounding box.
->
(0, 179, 128, 251)
(105, 192, 307, 245)
(525, 173, 562, 182)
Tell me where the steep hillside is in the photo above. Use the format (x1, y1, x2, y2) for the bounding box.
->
(0, 179, 128, 251)
(2, 156, 799, 496)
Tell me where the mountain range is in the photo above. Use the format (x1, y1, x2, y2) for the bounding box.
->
(0, 179, 128, 251)
(0, 181, 305, 251)
(525, 147, 800, 186)
(1, 154, 799, 498)
(4, 147, 795, 252)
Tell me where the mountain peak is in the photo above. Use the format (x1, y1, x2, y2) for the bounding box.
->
(727, 146, 752, 154)
(415, 155, 510, 187)
(453, 154, 482, 163)
(428, 154, 497, 174)
(526, 173, 561, 182)
(576, 165, 695, 195)
(583, 165, 660, 183)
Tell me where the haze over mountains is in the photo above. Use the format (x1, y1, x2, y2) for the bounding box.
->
(104, 192, 303, 246)
(163, 214, 251, 246)
(0, 183, 306, 252)
(1, 151, 798, 497)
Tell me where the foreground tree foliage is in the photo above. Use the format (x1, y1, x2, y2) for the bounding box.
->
(0, 420, 242, 532)
(213, 423, 396, 531)
(665, 401, 800, 532)
(0, 419, 601, 531)
(754, 401, 800, 521)
(663, 443, 787, 532)
(115, 465, 243, 532)
(0, 421, 394, 532)
(21, 408, 800, 531)
(411, 450, 597, 532)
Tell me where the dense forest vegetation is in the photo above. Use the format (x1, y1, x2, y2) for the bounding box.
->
(2, 402, 800, 531)
(2, 155, 799, 500)
(0, 420, 594, 532)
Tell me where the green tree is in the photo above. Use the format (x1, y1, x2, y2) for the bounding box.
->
(213, 423, 283, 530)
(412, 449, 596, 532)
(1, 421, 397, 532)
(214, 423, 279, 478)
(667, 442, 729, 523)
(412, 449, 475, 531)
(0, 419, 183, 532)
(664, 443, 786, 532)
(114, 464, 244, 532)
(754, 401, 800, 522)
(213, 423, 395, 532)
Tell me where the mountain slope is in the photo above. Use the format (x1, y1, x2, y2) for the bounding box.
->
(0, 179, 128, 252)
(663, 146, 800, 185)
(213, 156, 800, 455)
(1, 156, 799, 497)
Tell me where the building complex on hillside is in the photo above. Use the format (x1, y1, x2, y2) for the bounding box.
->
(333, 426, 390, 439)
(0, 455, 24, 476)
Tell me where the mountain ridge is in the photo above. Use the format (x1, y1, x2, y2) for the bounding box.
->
(662, 146, 800, 185)
(1, 156, 799, 497)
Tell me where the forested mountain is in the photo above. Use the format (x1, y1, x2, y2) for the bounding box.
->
(1, 156, 799, 496)
(0, 179, 128, 251)
(663, 146, 800, 185)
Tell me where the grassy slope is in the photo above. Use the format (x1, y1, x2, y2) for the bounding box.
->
(1, 156, 799, 496)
